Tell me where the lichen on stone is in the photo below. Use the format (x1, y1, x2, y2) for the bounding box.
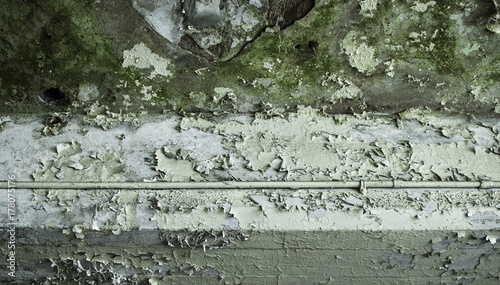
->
(342, 31, 380, 75)
(358, 0, 379, 18)
(410, 1, 436, 13)
(122, 43, 173, 79)
(78, 84, 100, 102)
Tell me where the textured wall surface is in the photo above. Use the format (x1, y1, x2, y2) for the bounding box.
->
(1, 113, 500, 284)
(1, 0, 500, 284)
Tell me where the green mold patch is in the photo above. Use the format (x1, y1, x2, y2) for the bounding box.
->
(358, 0, 465, 75)
(427, 3, 465, 75)
(125, 1, 349, 113)
(207, 1, 348, 110)
(472, 53, 500, 90)
(0, 0, 127, 113)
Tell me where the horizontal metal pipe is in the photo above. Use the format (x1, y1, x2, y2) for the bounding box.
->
(1, 181, 499, 190)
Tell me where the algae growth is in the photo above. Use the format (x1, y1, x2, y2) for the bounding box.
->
(2, 1, 500, 284)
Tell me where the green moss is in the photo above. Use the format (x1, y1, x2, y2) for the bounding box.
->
(428, 29, 464, 75)
(0, 0, 126, 112)
(3, 0, 495, 115)
(427, 2, 464, 75)
(1, 0, 348, 113)
(360, 0, 465, 76)
(207, 1, 344, 107)
(473, 54, 500, 89)
(38, 3, 124, 85)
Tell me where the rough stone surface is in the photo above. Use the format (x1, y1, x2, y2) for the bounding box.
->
(132, 0, 315, 61)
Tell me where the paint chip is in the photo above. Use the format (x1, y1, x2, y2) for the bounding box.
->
(383, 252, 415, 269)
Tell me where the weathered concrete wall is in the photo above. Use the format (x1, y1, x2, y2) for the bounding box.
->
(3, 226, 500, 283)
(2, 110, 500, 182)
(1, 113, 500, 283)
(1, 0, 500, 115)
(1, 0, 500, 284)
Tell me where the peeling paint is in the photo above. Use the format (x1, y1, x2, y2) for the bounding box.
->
(178, 107, 500, 183)
(3, 0, 500, 283)
(155, 147, 205, 182)
(83, 101, 140, 130)
(32, 141, 125, 183)
(4, 112, 500, 283)
(383, 252, 415, 270)
(42, 114, 68, 136)
(358, 0, 379, 18)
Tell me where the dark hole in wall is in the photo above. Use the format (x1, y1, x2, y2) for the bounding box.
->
(484, 0, 498, 17)
(308, 40, 318, 53)
(39, 88, 70, 106)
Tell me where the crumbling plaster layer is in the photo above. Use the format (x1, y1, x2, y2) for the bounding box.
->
(3, 0, 500, 115)
(4, 188, 499, 232)
(2, 108, 500, 183)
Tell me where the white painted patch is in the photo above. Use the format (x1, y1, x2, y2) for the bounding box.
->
(342, 31, 380, 75)
(358, 0, 378, 18)
(411, 1, 436, 13)
(78, 84, 99, 102)
(331, 83, 363, 103)
(132, 0, 183, 43)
